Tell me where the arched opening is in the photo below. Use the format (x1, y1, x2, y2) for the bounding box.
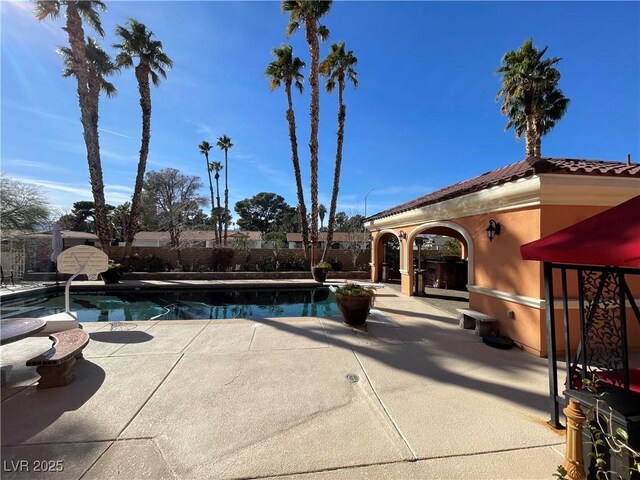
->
(373, 231, 401, 283)
(404, 221, 474, 300)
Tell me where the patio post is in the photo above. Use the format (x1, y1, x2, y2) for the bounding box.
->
(544, 261, 562, 428)
(562, 399, 587, 480)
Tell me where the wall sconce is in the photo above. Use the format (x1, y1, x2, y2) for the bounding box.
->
(486, 219, 501, 242)
(398, 230, 407, 241)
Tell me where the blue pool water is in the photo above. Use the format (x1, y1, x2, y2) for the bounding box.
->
(0, 288, 338, 322)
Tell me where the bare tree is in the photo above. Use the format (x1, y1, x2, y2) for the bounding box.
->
(141, 168, 207, 250)
(0, 174, 52, 232)
(342, 211, 367, 269)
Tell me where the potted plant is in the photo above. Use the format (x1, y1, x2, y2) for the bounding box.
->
(334, 283, 376, 326)
(312, 261, 332, 282)
(100, 262, 126, 284)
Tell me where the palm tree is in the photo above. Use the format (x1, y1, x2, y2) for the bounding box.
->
(319, 42, 357, 260)
(266, 44, 310, 262)
(496, 38, 569, 158)
(198, 141, 219, 245)
(33, 1, 112, 254)
(108, 202, 130, 242)
(113, 18, 173, 261)
(210, 161, 223, 245)
(59, 37, 118, 128)
(216, 135, 233, 245)
(318, 204, 326, 231)
(282, 0, 332, 266)
(503, 88, 570, 157)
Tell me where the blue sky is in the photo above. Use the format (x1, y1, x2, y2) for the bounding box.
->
(2, 1, 639, 221)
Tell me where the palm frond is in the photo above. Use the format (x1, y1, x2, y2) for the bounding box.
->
(286, 21, 299, 38)
(318, 25, 329, 41)
(113, 18, 172, 86)
(320, 41, 358, 92)
(496, 38, 569, 148)
(266, 44, 305, 93)
(33, 1, 60, 21)
(216, 135, 233, 151)
(76, 1, 107, 37)
(150, 70, 160, 87)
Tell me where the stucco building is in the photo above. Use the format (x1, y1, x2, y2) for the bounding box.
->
(364, 157, 640, 357)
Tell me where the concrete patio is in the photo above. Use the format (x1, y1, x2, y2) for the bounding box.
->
(1, 284, 565, 479)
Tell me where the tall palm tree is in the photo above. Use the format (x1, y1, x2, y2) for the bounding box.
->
(216, 135, 233, 245)
(114, 18, 173, 261)
(33, 0, 112, 254)
(503, 88, 570, 157)
(318, 204, 326, 231)
(282, 0, 332, 266)
(198, 141, 219, 245)
(265, 44, 310, 262)
(210, 161, 223, 245)
(59, 37, 118, 128)
(319, 42, 357, 260)
(496, 38, 569, 158)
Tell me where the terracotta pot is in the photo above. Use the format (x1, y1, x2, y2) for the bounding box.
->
(312, 267, 328, 282)
(336, 294, 372, 326)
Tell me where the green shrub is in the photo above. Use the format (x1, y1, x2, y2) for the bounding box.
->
(313, 261, 332, 270)
(330, 258, 343, 271)
(282, 254, 306, 271)
(129, 253, 168, 272)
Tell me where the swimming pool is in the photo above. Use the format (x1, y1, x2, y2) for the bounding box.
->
(0, 288, 338, 322)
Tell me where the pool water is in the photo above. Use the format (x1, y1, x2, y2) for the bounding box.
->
(0, 288, 338, 322)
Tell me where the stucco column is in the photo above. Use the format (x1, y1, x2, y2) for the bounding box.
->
(370, 238, 376, 282)
(400, 270, 412, 295)
(369, 232, 378, 282)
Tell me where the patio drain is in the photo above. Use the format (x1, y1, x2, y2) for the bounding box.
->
(345, 373, 360, 383)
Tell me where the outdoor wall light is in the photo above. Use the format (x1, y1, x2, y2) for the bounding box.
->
(399, 230, 407, 241)
(486, 219, 501, 242)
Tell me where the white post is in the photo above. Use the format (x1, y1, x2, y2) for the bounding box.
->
(363, 188, 374, 249)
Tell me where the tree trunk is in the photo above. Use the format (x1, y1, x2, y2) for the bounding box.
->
(525, 113, 537, 158)
(204, 153, 219, 245)
(323, 82, 346, 261)
(285, 84, 310, 263)
(306, 18, 320, 267)
(534, 119, 542, 157)
(215, 174, 222, 246)
(65, 2, 110, 256)
(124, 64, 152, 261)
(223, 149, 229, 245)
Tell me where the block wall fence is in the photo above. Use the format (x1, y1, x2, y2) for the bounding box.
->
(108, 246, 369, 272)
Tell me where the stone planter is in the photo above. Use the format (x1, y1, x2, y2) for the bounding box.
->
(336, 294, 372, 326)
(312, 267, 328, 282)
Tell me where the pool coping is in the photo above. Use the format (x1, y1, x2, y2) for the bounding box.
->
(0, 279, 340, 302)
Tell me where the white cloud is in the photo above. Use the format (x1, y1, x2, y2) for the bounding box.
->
(194, 122, 214, 137)
(105, 184, 134, 193)
(98, 128, 133, 139)
(10, 176, 132, 210)
(12, 105, 132, 138)
(2, 159, 68, 172)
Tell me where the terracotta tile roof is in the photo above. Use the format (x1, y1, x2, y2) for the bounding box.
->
(286, 232, 355, 242)
(227, 230, 262, 241)
(134, 231, 215, 242)
(367, 157, 640, 221)
(61, 231, 98, 240)
(134, 230, 262, 243)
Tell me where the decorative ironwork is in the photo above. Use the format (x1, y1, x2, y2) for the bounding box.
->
(545, 263, 640, 428)
(578, 269, 624, 387)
